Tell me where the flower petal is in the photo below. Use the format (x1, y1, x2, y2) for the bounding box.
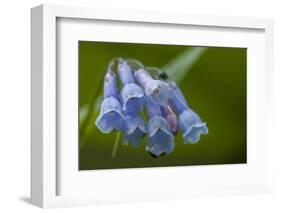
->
(104, 71, 118, 99)
(134, 69, 153, 88)
(120, 83, 145, 114)
(123, 114, 146, 135)
(123, 115, 147, 148)
(95, 97, 124, 133)
(146, 116, 174, 157)
(147, 116, 170, 137)
(145, 80, 174, 106)
(118, 61, 134, 84)
(179, 109, 208, 144)
(124, 128, 146, 148)
(134, 69, 174, 106)
(173, 86, 189, 108)
(183, 124, 208, 144)
(168, 86, 190, 114)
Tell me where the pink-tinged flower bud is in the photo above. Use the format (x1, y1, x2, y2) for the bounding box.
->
(161, 106, 179, 135)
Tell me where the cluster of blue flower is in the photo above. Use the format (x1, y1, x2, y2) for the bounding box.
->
(95, 58, 208, 157)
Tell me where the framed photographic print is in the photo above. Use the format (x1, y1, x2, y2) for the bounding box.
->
(31, 4, 274, 208)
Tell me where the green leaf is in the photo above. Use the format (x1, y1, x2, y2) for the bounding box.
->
(162, 47, 208, 84)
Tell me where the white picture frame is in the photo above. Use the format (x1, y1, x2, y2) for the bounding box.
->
(31, 4, 274, 208)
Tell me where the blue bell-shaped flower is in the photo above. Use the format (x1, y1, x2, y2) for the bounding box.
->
(118, 60, 145, 114)
(95, 96, 124, 133)
(168, 86, 208, 144)
(179, 109, 208, 144)
(123, 114, 147, 148)
(95, 70, 124, 133)
(134, 69, 174, 106)
(146, 102, 174, 157)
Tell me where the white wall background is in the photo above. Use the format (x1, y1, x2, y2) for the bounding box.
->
(0, 0, 280, 212)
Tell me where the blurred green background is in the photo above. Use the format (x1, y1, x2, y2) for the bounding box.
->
(79, 41, 247, 170)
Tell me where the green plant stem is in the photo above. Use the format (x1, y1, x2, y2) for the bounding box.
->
(112, 132, 121, 158)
